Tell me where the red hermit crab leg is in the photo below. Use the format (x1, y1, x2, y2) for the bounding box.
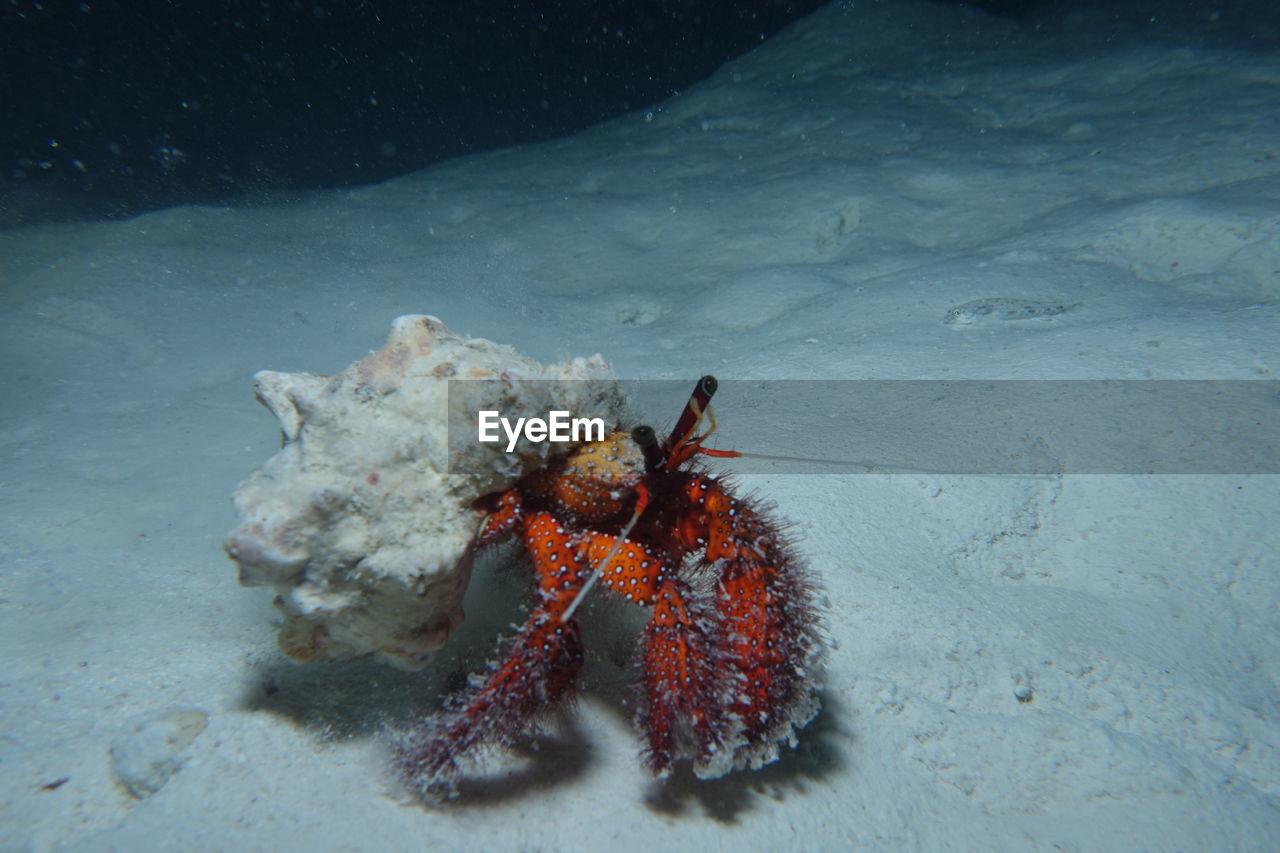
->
(393, 510, 589, 797)
(559, 482, 650, 622)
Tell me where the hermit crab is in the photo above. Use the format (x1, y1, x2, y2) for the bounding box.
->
(393, 377, 823, 797)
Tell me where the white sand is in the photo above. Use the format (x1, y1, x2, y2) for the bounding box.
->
(2, 0, 1277, 849)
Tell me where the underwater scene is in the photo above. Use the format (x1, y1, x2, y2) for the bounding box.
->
(2, 1, 1278, 850)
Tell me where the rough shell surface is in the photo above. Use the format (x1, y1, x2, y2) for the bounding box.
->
(224, 315, 623, 669)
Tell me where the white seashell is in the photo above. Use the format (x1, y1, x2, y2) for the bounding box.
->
(224, 315, 623, 669)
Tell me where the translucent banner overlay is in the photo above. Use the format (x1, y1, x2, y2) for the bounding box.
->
(449, 380, 1279, 475)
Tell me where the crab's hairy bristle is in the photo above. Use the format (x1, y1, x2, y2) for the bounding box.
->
(392, 608, 585, 798)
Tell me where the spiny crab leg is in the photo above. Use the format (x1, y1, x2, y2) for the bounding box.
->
(561, 483, 651, 622)
(393, 511, 589, 797)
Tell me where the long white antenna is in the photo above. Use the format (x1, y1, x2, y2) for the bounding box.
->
(561, 510, 641, 622)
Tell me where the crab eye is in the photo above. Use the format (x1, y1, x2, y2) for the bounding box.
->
(631, 425, 656, 446)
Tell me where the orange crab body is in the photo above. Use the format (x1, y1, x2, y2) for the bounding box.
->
(394, 377, 823, 796)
